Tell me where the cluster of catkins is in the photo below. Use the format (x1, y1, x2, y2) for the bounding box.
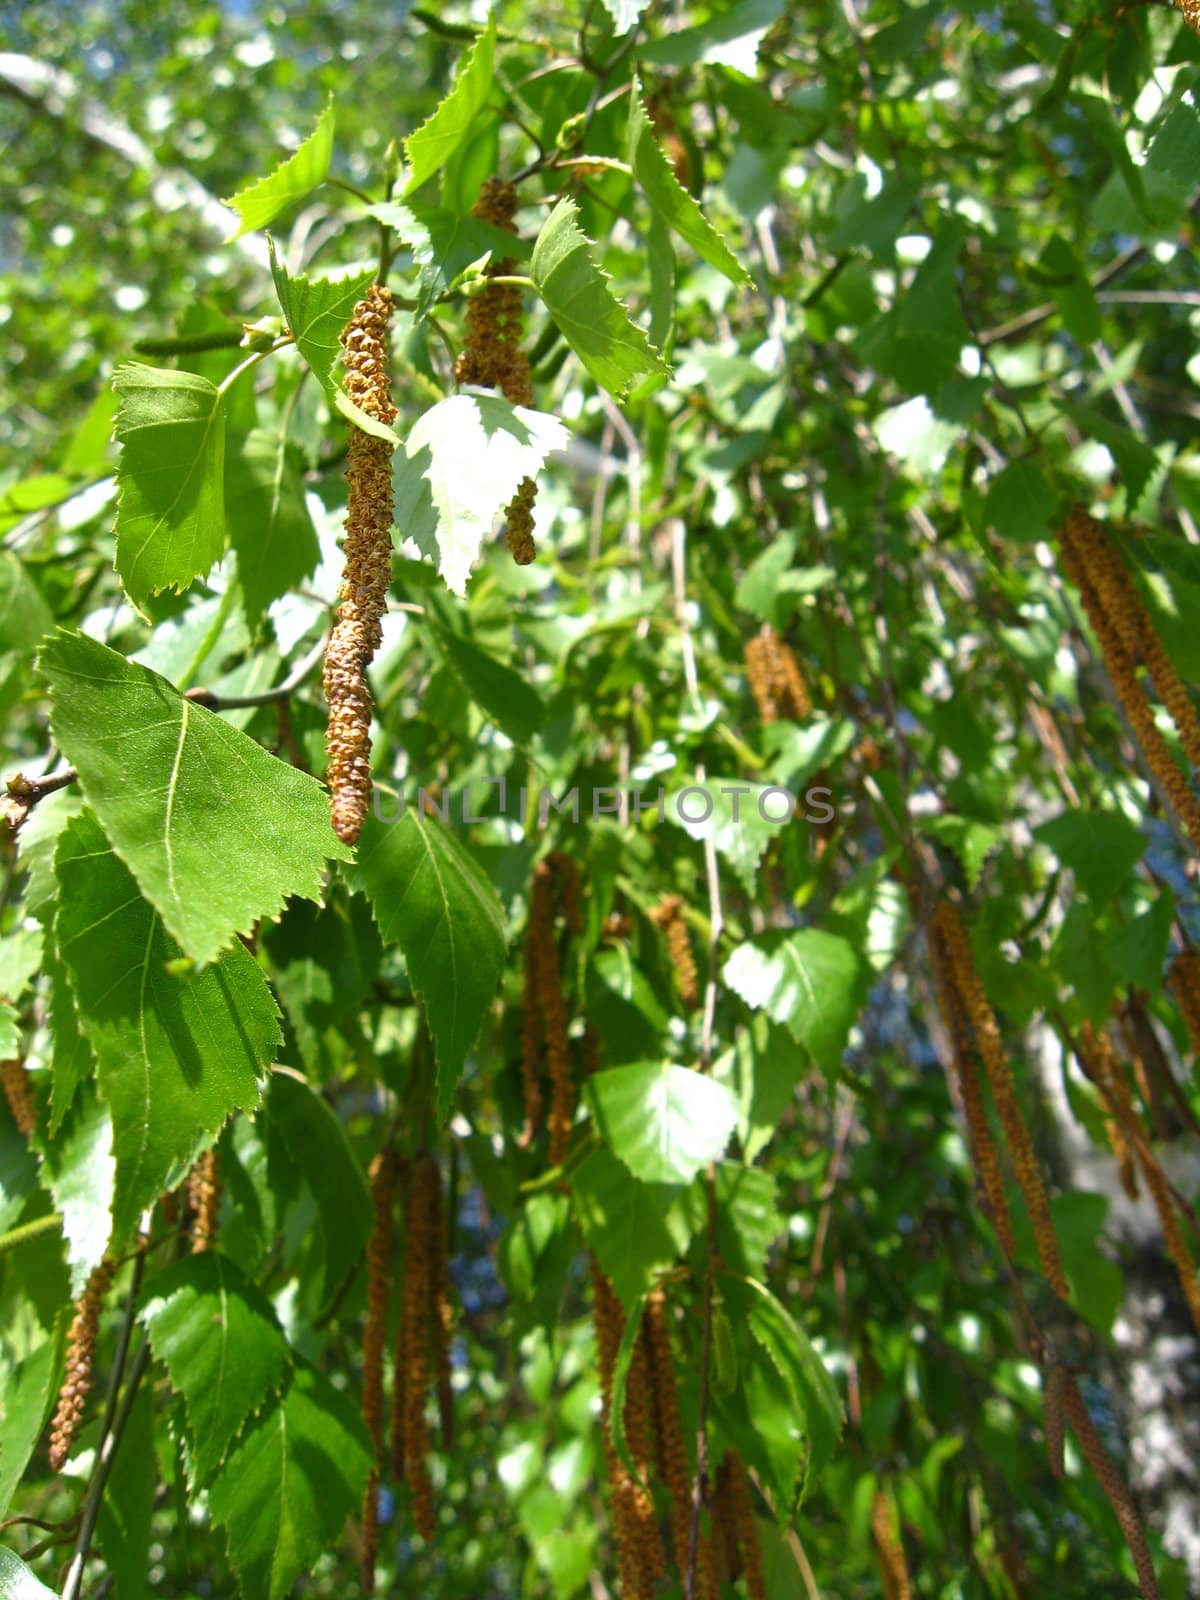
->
(1058, 507, 1200, 853)
(590, 1267, 766, 1600)
(928, 897, 1165, 1600)
(359, 1149, 453, 1589)
(323, 283, 398, 846)
(745, 623, 811, 722)
(870, 1486, 912, 1600)
(519, 851, 584, 1164)
(455, 177, 537, 566)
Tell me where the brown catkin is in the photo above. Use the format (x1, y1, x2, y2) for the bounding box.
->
(745, 633, 778, 723)
(1070, 508, 1200, 774)
(360, 1150, 397, 1594)
(402, 1155, 438, 1541)
(724, 1451, 767, 1600)
(188, 1147, 221, 1253)
(933, 900, 1069, 1299)
(1080, 1024, 1200, 1338)
(1044, 1362, 1066, 1480)
(928, 919, 1016, 1260)
(1061, 1372, 1160, 1600)
(592, 1261, 659, 1600)
(429, 1161, 455, 1451)
(650, 895, 700, 1010)
(48, 1256, 116, 1472)
(643, 1296, 720, 1600)
(1, 1058, 35, 1139)
(1178, 0, 1200, 34)
(870, 1486, 911, 1600)
(1169, 950, 1200, 1058)
(323, 283, 397, 846)
(712, 1457, 741, 1582)
(457, 178, 538, 566)
(1059, 512, 1200, 853)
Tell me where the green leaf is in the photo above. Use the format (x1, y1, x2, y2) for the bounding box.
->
(225, 100, 335, 238)
(857, 222, 969, 397)
(0, 1329, 65, 1517)
(1035, 810, 1146, 902)
(41, 630, 351, 968)
(1061, 403, 1158, 506)
(1036, 235, 1101, 345)
(208, 1357, 372, 1600)
(586, 1062, 738, 1185)
(393, 393, 568, 596)
(268, 242, 375, 406)
(225, 428, 320, 624)
(1146, 80, 1200, 198)
(571, 1146, 680, 1307)
(0, 553, 54, 656)
(738, 1279, 843, 1495)
(112, 364, 225, 609)
(404, 16, 497, 195)
(46, 935, 94, 1135)
(1103, 893, 1174, 994)
(0, 1002, 17, 1059)
(918, 814, 1003, 891)
(724, 932, 863, 1074)
(666, 780, 792, 895)
(141, 1251, 292, 1481)
(32, 1082, 113, 1296)
(530, 199, 668, 398)
(628, 79, 748, 286)
(96, 1384, 155, 1600)
(267, 1074, 373, 1303)
(428, 615, 546, 748)
(982, 460, 1056, 544)
(260, 894, 382, 1068)
(0, 1548, 58, 1600)
(714, 1164, 781, 1277)
(55, 811, 277, 1243)
(347, 809, 506, 1119)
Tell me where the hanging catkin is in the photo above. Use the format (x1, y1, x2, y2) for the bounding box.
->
(1059, 510, 1200, 853)
(361, 1149, 397, 1591)
(49, 1256, 116, 1471)
(429, 1160, 455, 1450)
(1169, 949, 1200, 1058)
(187, 1147, 221, 1253)
(323, 283, 397, 846)
(456, 177, 537, 566)
(745, 624, 812, 723)
(520, 855, 580, 1164)
(723, 1451, 767, 1600)
(591, 1260, 663, 1600)
(401, 1154, 438, 1541)
(650, 894, 700, 1010)
(933, 900, 1068, 1298)
(1068, 508, 1200, 772)
(1078, 1023, 1200, 1338)
(928, 917, 1016, 1260)
(1178, 0, 1200, 35)
(1061, 1371, 1160, 1600)
(870, 1485, 911, 1600)
(536, 864, 576, 1170)
(712, 1456, 741, 1582)
(1, 1058, 35, 1139)
(389, 1170, 410, 1484)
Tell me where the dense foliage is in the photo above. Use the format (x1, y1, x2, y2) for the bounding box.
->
(3, 2, 1200, 1597)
